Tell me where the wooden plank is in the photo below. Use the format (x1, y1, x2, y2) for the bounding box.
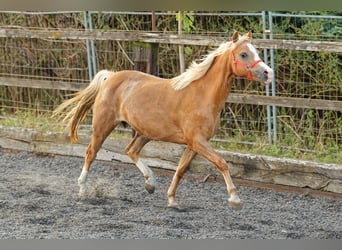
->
(1, 77, 341, 111)
(0, 28, 141, 42)
(0, 77, 86, 91)
(139, 33, 225, 47)
(1, 28, 341, 52)
(1, 125, 341, 193)
(253, 39, 342, 52)
(227, 94, 342, 111)
(0, 28, 225, 47)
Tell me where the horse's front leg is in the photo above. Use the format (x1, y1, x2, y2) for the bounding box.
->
(189, 136, 242, 209)
(125, 134, 155, 193)
(167, 147, 196, 208)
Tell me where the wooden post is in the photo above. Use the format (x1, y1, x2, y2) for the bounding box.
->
(133, 42, 158, 76)
(133, 42, 149, 73)
(150, 43, 158, 76)
(150, 11, 158, 76)
(132, 11, 158, 76)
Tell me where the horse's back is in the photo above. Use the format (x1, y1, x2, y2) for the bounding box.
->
(100, 70, 186, 142)
(103, 69, 171, 99)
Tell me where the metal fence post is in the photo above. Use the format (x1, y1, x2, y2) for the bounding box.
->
(262, 11, 273, 145)
(268, 11, 278, 144)
(83, 11, 93, 81)
(88, 11, 97, 75)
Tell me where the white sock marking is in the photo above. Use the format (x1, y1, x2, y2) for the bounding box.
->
(136, 159, 156, 187)
(229, 194, 241, 204)
(78, 169, 88, 194)
(78, 169, 88, 184)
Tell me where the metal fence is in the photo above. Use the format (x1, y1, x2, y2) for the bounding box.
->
(267, 12, 341, 156)
(0, 11, 341, 161)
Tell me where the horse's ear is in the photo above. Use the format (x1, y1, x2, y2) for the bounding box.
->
(247, 30, 252, 40)
(231, 31, 239, 43)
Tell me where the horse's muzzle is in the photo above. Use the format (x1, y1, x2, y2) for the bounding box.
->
(254, 64, 273, 85)
(264, 69, 274, 85)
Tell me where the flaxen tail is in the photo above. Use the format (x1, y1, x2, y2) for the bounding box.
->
(52, 70, 114, 143)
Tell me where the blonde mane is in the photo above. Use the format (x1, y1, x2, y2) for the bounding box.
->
(171, 34, 251, 90)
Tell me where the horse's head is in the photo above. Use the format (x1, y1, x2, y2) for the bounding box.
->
(230, 31, 273, 85)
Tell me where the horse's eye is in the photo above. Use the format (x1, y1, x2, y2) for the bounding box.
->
(240, 52, 248, 59)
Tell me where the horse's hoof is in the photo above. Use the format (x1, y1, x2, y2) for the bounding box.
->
(167, 201, 179, 208)
(145, 183, 155, 194)
(168, 202, 187, 212)
(78, 191, 87, 198)
(168, 206, 186, 212)
(78, 186, 88, 196)
(228, 200, 243, 210)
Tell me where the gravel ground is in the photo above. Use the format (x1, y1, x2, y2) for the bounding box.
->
(0, 149, 341, 239)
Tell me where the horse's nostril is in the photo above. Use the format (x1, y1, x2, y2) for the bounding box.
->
(263, 71, 268, 76)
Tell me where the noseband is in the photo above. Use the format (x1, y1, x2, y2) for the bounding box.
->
(231, 51, 263, 80)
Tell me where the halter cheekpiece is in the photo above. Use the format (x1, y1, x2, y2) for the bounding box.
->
(231, 51, 263, 80)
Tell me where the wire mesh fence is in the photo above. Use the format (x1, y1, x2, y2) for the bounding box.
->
(0, 11, 341, 162)
(267, 12, 342, 158)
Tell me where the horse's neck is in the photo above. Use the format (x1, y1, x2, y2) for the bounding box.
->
(198, 51, 234, 111)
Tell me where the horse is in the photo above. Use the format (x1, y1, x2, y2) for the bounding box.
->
(53, 31, 273, 209)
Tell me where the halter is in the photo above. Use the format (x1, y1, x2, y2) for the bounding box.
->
(231, 51, 263, 80)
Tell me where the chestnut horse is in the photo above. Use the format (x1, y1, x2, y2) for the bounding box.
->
(53, 31, 273, 209)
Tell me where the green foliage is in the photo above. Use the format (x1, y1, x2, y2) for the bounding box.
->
(175, 11, 195, 33)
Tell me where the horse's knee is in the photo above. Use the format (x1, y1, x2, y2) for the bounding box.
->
(125, 149, 138, 163)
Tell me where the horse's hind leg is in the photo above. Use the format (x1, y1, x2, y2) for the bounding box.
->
(78, 111, 119, 195)
(167, 147, 196, 208)
(125, 134, 155, 193)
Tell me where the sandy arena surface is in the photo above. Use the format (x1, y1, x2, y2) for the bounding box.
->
(0, 149, 341, 239)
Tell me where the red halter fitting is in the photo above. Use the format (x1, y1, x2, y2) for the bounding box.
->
(231, 52, 263, 80)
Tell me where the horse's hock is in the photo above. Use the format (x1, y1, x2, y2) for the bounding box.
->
(0, 125, 341, 195)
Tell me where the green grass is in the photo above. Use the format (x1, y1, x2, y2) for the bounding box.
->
(210, 139, 342, 165)
(0, 110, 65, 131)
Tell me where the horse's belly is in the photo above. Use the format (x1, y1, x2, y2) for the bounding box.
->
(130, 119, 186, 144)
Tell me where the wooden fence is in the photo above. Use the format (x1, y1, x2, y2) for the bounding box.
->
(1, 27, 341, 195)
(0, 27, 342, 112)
